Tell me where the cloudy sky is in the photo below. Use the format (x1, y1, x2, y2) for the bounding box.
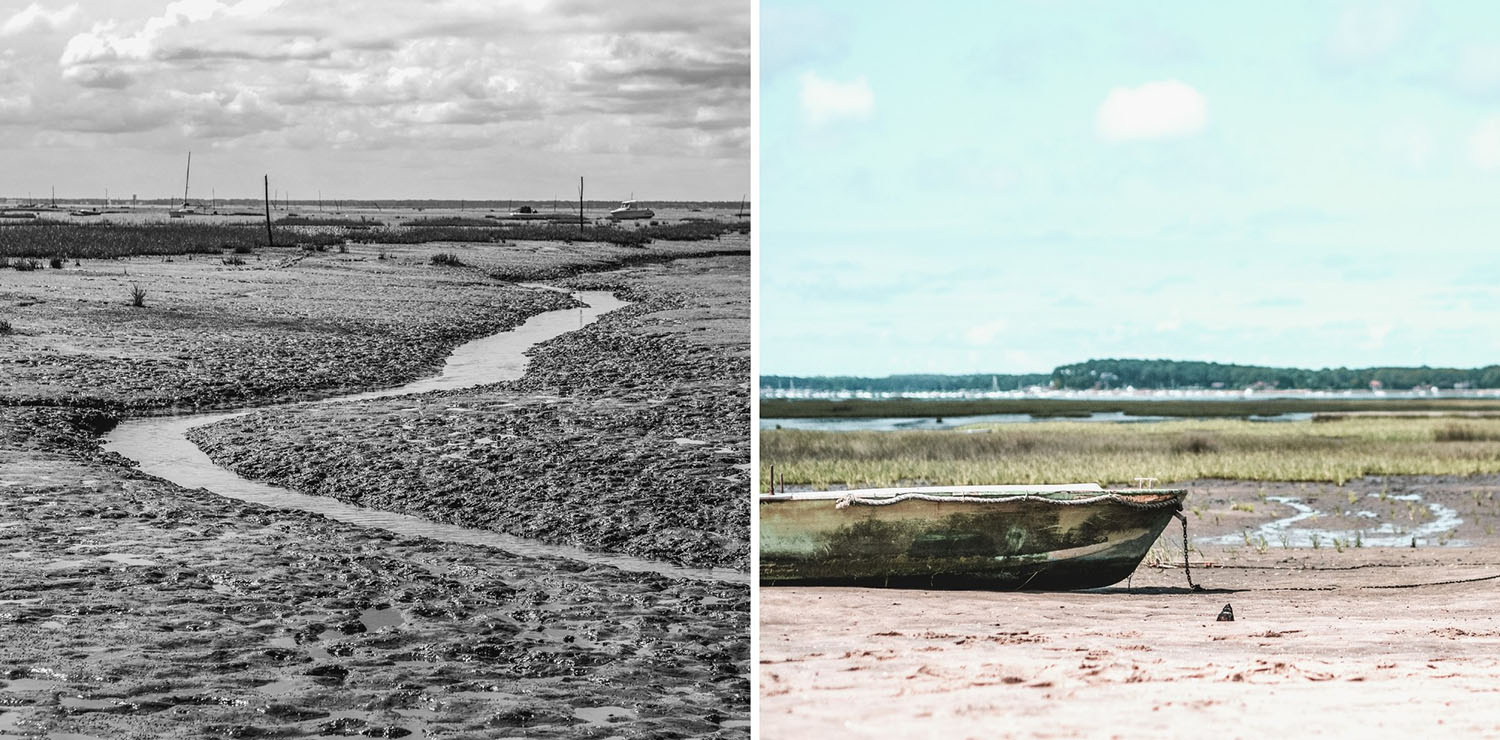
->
(761, 0, 1500, 377)
(0, 0, 748, 200)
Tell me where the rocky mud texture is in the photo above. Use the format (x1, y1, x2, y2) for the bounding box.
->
(0, 409, 748, 739)
(0, 249, 571, 412)
(0, 239, 751, 737)
(190, 256, 750, 570)
(0, 238, 746, 412)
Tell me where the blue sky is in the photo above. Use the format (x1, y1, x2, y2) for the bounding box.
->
(760, 1, 1500, 376)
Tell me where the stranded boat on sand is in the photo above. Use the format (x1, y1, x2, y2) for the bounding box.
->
(760, 483, 1187, 590)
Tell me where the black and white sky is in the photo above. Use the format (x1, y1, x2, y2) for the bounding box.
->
(0, 0, 749, 200)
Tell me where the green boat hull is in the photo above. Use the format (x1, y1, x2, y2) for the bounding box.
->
(760, 487, 1186, 590)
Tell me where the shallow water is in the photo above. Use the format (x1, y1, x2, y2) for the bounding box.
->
(761, 411, 1315, 431)
(1197, 492, 1466, 548)
(105, 290, 744, 584)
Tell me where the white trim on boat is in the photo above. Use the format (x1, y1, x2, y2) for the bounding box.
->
(770, 483, 1104, 501)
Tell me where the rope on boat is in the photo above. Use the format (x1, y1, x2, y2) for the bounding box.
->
(834, 491, 1184, 510)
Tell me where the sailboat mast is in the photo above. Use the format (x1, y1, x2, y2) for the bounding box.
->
(182, 152, 192, 206)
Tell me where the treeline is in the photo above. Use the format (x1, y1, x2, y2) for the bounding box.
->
(1051, 359, 1500, 391)
(765, 359, 1500, 393)
(761, 373, 1053, 393)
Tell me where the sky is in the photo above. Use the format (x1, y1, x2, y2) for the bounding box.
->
(0, 0, 748, 200)
(761, 1, 1500, 377)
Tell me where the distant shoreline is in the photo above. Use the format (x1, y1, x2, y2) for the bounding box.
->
(760, 396, 1500, 419)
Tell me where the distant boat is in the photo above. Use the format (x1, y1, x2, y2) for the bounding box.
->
(169, 152, 197, 217)
(608, 199, 654, 220)
(760, 483, 1188, 589)
(506, 205, 551, 220)
(69, 209, 101, 217)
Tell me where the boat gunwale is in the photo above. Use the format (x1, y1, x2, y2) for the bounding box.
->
(761, 485, 1186, 503)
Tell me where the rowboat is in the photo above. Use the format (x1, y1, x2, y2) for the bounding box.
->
(760, 483, 1187, 590)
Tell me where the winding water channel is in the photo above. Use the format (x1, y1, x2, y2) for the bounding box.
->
(104, 289, 745, 584)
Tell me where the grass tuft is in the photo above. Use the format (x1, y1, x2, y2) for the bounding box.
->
(1433, 423, 1500, 442)
(1173, 432, 1219, 455)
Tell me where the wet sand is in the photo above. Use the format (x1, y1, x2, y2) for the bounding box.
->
(0, 239, 750, 737)
(760, 477, 1500, 738)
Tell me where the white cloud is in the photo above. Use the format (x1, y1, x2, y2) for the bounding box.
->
(1328, 1, 1414, 63)
(799, 71, 872, 125)
(1362, 323, 1393, 350)
(0, 3, 79, 37)
(963, 320, 1007, 346)
(1095, 80, 1206, 141)
(1469, 117, 1500, 170)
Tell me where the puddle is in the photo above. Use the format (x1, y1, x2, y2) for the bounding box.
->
(359, 607, 404, 632)
(574, 705, 638, 725)
(97, 553, 156, 566)
(255, 677, 307, 697)
(2, 677, 63, 692)
(1199, 492, 1466, 548)
(42, 559, 93, 571)
(104, 291, 745, 585)
(59, 697, 117, 711)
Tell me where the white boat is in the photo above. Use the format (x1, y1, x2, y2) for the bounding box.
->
(608, 199, 654, 220)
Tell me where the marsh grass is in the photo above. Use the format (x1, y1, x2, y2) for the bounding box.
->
(0, 219, 749, 260)
(762, 417, 1500, 489)
(0, 222, 341, 258)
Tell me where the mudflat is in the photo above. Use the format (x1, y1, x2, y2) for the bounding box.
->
(0, 237, 749, 738)
(189, 254, 750, 570)
(759, 477, 1500, 738)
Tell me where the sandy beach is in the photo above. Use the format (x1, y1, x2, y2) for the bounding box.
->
(0, 236, 750, 738)
(760, 478, 1500, 738)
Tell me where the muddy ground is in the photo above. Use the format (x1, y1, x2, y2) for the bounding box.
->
(0, 237, 750, 738)
(0, 238, 743, 411)
(759, 476, 1500, 737)
(188, 255, 749, 570)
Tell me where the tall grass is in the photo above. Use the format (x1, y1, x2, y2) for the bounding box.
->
(762, 417, 1500, 489)
(0, 222, 339, 258)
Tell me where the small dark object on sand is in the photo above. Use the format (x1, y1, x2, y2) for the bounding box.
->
(1217, 604, 1234, 622)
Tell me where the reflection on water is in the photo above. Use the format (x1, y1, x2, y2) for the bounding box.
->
(105, 291, 744, 584)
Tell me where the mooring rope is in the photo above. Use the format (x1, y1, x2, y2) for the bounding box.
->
(1174, 511, 1203, 591)
(834, 491, 1184, 511)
